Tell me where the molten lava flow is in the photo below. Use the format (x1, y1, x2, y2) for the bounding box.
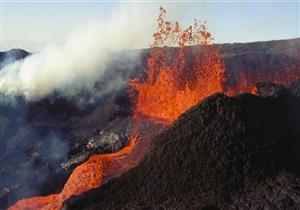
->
(8, 134, 140, 210)
(129, 7, 225, 124)
(9, 7, 224, 210)
(9, 6, 299, 210)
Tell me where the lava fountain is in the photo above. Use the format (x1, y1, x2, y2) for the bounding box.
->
(129, 6, 225, 124)
(8, 7, 226, 210)
(9, 6, 298, 210)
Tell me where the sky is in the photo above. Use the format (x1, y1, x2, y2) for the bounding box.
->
(0, 0, 299, 51)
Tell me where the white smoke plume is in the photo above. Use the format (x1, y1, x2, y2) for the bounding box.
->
(0, 3, 160, 102)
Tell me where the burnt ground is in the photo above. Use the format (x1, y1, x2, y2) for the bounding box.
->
(67, 80, 300, 210)
(0, 38, 300, 209)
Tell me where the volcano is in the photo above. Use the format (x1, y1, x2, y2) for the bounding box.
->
(66, 80, 300, 210)
(1, 7, 300, 210)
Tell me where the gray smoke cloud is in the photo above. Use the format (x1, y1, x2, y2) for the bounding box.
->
(0, 4, 157, 102)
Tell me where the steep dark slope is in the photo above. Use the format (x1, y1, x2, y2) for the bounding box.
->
(1, 38, 300, 208)
(68, 80, 300, 210)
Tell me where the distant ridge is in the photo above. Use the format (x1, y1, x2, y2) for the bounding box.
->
(0, 49, 30, 69)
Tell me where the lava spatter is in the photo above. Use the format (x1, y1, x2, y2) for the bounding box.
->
(129, 7, 225, 124)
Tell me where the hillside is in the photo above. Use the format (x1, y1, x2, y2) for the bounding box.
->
(67, 80, 300, 210)
(0, 38, 299, 209)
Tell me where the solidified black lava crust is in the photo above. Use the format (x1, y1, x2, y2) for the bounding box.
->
(67, 81, 300, 210)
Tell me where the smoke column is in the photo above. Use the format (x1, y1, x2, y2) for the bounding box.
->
(0, 4, 163, 102)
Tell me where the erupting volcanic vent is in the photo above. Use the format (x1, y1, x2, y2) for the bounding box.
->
(129, 6, 225, 124)
(9, 7, 225, 210)
(7, 6, 300, 210)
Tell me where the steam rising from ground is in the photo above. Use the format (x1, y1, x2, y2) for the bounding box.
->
(0, 4, 159, 102)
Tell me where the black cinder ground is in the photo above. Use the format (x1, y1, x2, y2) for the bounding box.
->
(67, 80, 300, 210)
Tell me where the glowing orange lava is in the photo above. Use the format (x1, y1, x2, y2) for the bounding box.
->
(129, 7, 225, 124)
(225, 40, 300, 95)
(8, 134, 140, 210)
(226, 67, 300, 96)
(8, 7, 300, 210)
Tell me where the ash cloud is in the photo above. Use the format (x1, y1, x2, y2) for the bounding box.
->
(0, 4, 157, 103)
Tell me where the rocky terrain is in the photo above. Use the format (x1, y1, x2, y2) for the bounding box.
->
(0, 50, 139, 208)
(67, 80, 300, 210)
(0, 38, 299, 209)
(220, 38, 300, 93)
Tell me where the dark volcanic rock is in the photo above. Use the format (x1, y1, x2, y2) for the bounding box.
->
(0, 49, 29, 69)
(0, 90, 135, 209)
(1, 38, 300, 209)
(67, 81, 300, 210)
(220, 38, 300, 93)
